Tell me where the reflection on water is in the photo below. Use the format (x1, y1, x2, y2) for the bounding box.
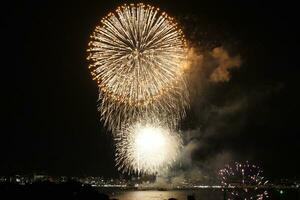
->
(113, 191, 191, 200)
(97, 188, 300, 200)
(100, 189, 223, 200)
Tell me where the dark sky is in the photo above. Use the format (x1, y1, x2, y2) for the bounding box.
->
(2, 0, 300, 180)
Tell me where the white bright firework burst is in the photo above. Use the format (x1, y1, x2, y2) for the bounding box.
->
(87, 3, 189, 131)
(219, 161, 269, 200)
(115, 118, 182, 175)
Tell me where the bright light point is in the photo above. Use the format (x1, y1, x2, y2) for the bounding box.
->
(133, 125, 170, 167)
(136, 127, 165, 153)
(280, 190, 283, 194)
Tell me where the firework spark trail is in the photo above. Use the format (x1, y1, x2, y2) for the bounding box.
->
(219, 162, 269, 200)
(87, 3, 189, 131)
(115, 118, 182, 175)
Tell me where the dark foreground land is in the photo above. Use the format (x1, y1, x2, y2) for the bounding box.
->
(0, 181, 299, 200)
(0, 181, 109, 200)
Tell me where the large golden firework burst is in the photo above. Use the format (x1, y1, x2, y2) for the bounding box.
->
(87, 3, 189, 131)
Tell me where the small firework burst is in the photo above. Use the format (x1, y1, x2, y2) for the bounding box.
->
(219, 161, 269, 200)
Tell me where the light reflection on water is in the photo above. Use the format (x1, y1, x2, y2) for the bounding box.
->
(113, 191, 192, 200)
(98, 189, 223, 200)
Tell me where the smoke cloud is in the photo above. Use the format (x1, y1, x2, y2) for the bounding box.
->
(209, 47, 242, 82)
(141, 44, 282, 187)
(139, 46, 245, 187)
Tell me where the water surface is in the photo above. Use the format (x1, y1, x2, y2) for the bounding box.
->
(98, 189, 224, 200)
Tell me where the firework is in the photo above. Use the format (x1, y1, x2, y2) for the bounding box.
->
(115, 118, 182, 175)
(87, 3, 189, 131)
(219, 161, 269, 200)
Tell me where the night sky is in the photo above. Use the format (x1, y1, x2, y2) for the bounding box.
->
(2, 0, 300, 180)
